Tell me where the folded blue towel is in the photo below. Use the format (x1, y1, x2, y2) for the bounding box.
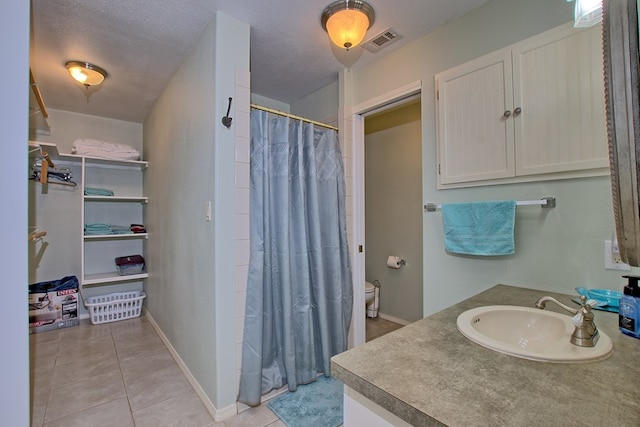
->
(84, 187, 114, 196)
(84, 223, 133, 236)
(441, 200, 516, 256)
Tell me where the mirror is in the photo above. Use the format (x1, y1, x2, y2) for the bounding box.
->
(603, 0, 640, 266)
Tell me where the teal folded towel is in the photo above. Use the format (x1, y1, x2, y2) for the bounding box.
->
(441, 200, 516, 256)
(84, 223, 133, 236)
(84, 223, 111, 235)
(84, 187, 114, 196)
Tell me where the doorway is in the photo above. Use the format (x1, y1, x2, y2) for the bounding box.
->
(363, 99, 423, 341)
(350, 81, 423, 346)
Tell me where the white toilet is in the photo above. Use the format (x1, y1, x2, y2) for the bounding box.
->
(365, 281, 380, 318)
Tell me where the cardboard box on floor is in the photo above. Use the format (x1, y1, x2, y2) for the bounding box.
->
(29, 276, 79, 334)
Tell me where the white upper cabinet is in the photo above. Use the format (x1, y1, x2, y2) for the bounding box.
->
(512, 24, 607, 175)
(436, 49, 515, 184)
(436, 23, 608, 187)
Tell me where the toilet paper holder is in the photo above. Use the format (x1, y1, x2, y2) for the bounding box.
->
(387, 255, 406, 269)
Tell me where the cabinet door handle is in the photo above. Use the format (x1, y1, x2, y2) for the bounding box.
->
(514, 107, 522, 116)
(503, 110, 512, 118)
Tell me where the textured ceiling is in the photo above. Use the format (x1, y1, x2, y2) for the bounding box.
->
(30, 0, 491, 123)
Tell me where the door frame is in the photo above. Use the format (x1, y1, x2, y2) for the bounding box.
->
(350, 81, 423, 346)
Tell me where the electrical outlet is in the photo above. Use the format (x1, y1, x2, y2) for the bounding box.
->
(604, 240, 631, 271)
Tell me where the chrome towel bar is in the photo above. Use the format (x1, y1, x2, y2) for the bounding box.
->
(424, 196, 556, 212)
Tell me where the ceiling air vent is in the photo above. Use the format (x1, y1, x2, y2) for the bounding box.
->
(363, 28, 400, 53)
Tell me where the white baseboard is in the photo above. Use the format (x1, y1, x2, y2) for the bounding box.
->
(377, 312, 410, 326)
(144, 308, 237, 422)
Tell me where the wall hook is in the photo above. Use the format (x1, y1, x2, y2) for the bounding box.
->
(222, 97, 233, 128)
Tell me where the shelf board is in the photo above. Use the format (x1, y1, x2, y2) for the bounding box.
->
(28, 141, 77, 163)
(84, 233, 148, 240)
(82, 272, 148, 286)
(28, 141, 148, 169)
(84, 195, 148, 203)
(83, 156, 148, 170)
(29, 141, 57, 156)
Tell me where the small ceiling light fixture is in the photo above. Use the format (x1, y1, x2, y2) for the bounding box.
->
(321, 0, 375, 50)
(65, 61, 108, 87)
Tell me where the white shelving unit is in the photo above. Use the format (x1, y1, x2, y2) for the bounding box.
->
(80, 156, 148, 289)
(28, 140, 148, 325)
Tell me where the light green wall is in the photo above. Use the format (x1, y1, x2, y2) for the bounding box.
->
(33, 109, 143, 154)
(143, 12, 249, 410)
(144, 15, 217, 406)
(251, 93, 290, 112)
(365, 101, 423, 322)
(291, 81, 339, 122)
(349, 0, 640, 316)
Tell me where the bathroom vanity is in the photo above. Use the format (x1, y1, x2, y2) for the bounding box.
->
(331, 285, 640, 426)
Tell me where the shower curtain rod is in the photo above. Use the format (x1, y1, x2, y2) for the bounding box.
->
(250, 104, 339, 131)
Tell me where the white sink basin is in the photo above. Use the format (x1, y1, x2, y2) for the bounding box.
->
(456, 305, 613, 362)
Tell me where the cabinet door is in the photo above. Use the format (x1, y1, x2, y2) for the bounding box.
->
(512, 24, 608, 176)
(436, 49, 515, 185)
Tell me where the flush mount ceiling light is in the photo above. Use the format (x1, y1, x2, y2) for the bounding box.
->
(566, 0, 602, 28)
(65, 61, 108, 87)
(321, 0, 375, 50)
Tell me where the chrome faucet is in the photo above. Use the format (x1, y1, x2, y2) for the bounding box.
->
(535, 295, 599, 347)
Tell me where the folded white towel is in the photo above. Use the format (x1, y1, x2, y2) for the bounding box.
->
(72, 138, 141, 161)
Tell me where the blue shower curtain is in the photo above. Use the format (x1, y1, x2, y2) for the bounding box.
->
(237, 110, 353, 407)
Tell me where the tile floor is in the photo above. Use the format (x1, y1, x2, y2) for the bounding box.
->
(29, 315, 284, 427)
(366, 317, 404, 342)
(30, 314, 403, 427)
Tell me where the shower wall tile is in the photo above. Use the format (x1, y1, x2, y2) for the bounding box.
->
(235, 86, 250, 113)
(339, 105, 355, 279)
(343, 157, 353, 179)
(234, 68, 251, 408)
(235, 136, 250, 163)
(235, 291, 246, 319)
(235, 316, 245, 344)
(345, 196, 354, 217)
(341, 117, 353, 138)
(235, 188, 250, 214)
(235, 239, 250, 266)
(235, 265, 248, 293)
(235, 162, 250, 189)
(235, 69, 250, 89)
(235, 213, 250, 240)
(343, 138, 353, 161)
(236, 342, 243, 369)
(235, 111, 250, 139)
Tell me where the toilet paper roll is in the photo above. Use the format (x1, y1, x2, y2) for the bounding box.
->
(387, 256, 403, 269)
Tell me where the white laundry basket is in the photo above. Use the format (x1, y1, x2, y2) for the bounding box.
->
(84, 291, 146, 324)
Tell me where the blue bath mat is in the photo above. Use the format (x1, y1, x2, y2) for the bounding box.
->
(267, 376, 343, 427)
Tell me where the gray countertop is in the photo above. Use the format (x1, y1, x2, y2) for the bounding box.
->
(331, 285, 640, 426)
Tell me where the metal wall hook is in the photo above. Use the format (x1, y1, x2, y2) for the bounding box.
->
(222, 97, 233, 128)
